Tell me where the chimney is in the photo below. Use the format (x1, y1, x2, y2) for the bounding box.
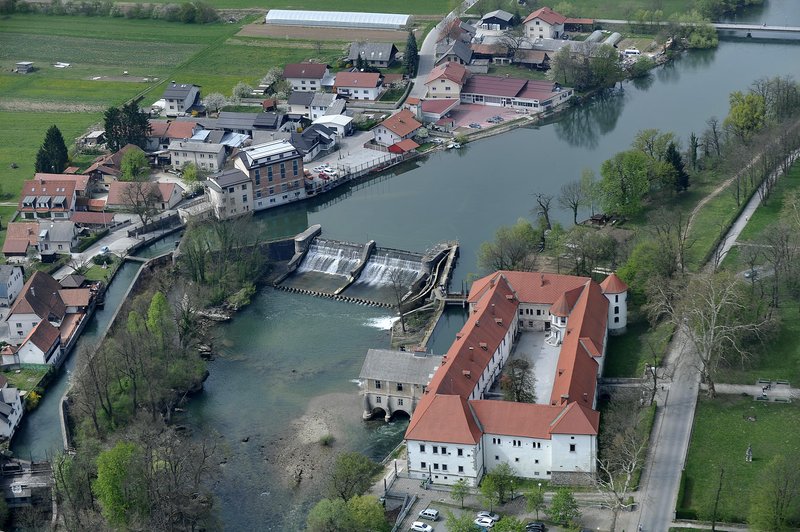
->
(475, 320, 480, 327)
(456, 333, 463, 340)
(583, 392, 588, 402)
(558, 369, 564, 376)
(540, 273, 545, 286)
(479, 342, 488, 350)
(30, 286, 35, 297)
(491, 303, 495, 314)
(462, 370, 471, 379)
(494, 317, 503, 325)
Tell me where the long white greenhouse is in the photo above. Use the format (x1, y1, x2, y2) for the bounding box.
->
(265, 9, 412, 30)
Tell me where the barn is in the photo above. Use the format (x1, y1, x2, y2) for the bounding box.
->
(265, 9, 412, 30)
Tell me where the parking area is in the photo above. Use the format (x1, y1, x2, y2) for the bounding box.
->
(310, 130, 403, 178)
(449, 104, 522, 131)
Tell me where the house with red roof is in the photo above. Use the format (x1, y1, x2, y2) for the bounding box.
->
(424, 62, 470, 100)
(18, 178, 77, 221)
(373, 109, 422, 147)
(334, 71, 383, 101)
(106, 181, 185, 211)
(283, 63, 334, 92)
(460, 75, 573, 113)
(404, 270, 627, 487)
(524, 6, 567, 39)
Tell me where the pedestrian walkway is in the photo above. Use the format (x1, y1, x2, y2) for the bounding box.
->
(704, 381, 798, 401)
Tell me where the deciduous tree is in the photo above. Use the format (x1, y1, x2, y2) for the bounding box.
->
(525, 488, 546, 520)
(725, 90, 766, 143)
(327, 452, 381, 501)
(748, 454, 800, 531)
(451, 478, 469, 508)
(599, 150, 650, 216)
(549, 487, 580, 525)
(119, 148, 149, 182)
(558, 180, 585, 225)
(93, 442, 148, 527)
(203, 92, 227, 114)
(121, 181, 161, 227)
(446, 510, 479, 532)
(477, 218, 541, 272)
(500, 359, 536, 403)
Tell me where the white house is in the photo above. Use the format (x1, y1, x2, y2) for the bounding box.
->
(310, 93, 339, 120)
(206, 169, 253, 220)
(0, 376, 23, 441)
(312, 114, 354, 137)
(106, 182, 184, 211)
(18, 179, 77, 221)
(287, 91, 315, 118)
(283, 63, 334, 92)
(15, 320, 62, 366)
(161, 82, 202, 117)
(405, 270, 625, 487)
(37, 221, 78, 259)
(523, 6, 566, 39)
(335, 72, 383, 101)
(0, 266, 24, 308)
(373, 109, 422, 147)
(6, 272, 66, 344)
(168, 141, 226, 173)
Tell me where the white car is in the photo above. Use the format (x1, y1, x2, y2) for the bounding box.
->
(474, 516, 495, 529)
(476, 511, 500, 522)
(410, 521, 434, 532)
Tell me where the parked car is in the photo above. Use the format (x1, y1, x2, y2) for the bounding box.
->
(100, 246, 110, 253)
(410, 521, 434, 532)
(526, 522, 546, 531)
(419, 508, 440, 521)
(476, 511, 500, 522)
(469, 123, 482, 129)
(474, 516, 495, 529)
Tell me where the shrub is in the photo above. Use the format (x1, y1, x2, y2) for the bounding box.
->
(319, 434, 335, 446)
(24, 391, 41, 411)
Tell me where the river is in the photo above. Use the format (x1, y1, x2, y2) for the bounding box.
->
(13, 2, 800, 529)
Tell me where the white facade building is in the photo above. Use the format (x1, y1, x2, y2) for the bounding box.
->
(0, 266, 24, 308)
(206, 169, 253, 220)
(169, 141, 226, 172)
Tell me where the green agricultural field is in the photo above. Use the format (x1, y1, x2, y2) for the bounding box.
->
(679, 396, 800, 523)
(148, 0, 455, 14)
(467, 0, 696, 19)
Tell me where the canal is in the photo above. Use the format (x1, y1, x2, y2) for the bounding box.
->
(192, 3, 800, 526)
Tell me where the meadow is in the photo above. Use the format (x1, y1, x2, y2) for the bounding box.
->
(466, 0, 697, 19)
(149, 0, 455, 14)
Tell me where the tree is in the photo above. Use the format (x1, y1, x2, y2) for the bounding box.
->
(549, 487, 580, 525)
(260, 67, 283, 93)
(451, 478, 470, 508)
(104, 100, 150, 151)
(493, 516, 527, 532)
(646, 272, 772, 397)
(327, 452, 381, 501)
(688, 132, 700, 170)
(499, 26, 528, 59)
(558, 180, 585, 226)
(500, 358, 536, 403)
(232, 81, 254, 102)
(590, 44, 624, 88)
(748, 454, 800, 531)
(445, 510, 479, 532)
(404, 31, 418, 75)
(533, 193, 554, 230)
(181, 161, 207, 182)
(203, 92, 228, 114)
(347, 495, 390, 532)
(477, 218, 541, 272)
(35, 125, 69, 173)
(307, 498, 353, 532)
(120, 148, 150, 182)
(599, 150, 650, 216)
(93, 441, 148, 527)
(665, 141, 690, 192)
(147, 290, 175, 348)
(725, 90, 766, 143)
(484, 463, 517, 504)
(525, 487, 546, 520)
(479, 474, 500, 512)
(560, 225, 618, 277)
(580, 168, 600, 216)
(122, 181, 161, 227)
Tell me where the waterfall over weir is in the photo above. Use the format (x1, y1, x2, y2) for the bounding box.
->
(297, 241, 363, 278)
(351, 251, 424, 288)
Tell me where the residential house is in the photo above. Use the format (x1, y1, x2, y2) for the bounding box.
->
(33, 173, 89, 199)
(359, 349, 442, 421)
(0, 376, 22, 441)
(1, 223, 38, 259)
(168, 140, 225, 172)
(460, 75, 573, 112)
(283, 63, 334, 92)
(310, 93, 340, 120)
(290, 124, 337, 162)
(234, 140, 306, 211)
(206, 169, 253, 220)
(83, 144, 147, 189)
(287, 91, 315, 118)
(524, 6, 566, 39)
(335, 72, 383, 101)
(6, 271, 66, 343)
(147, 120, 198, 151)
(435, 40, 473, 67)
(312, 114, 354, 137)
(373, 109, 422, 147)
(425, 62, 469, 99)
(106, 182, 184, 211)
(15, 320, 62, 366)
(161, 82, 202, 117)
(37, 221, 78, 260)
(404, 271, 627, 487)
(0, 266, 24, 308)
(18, 178, 77, 221)
(438, 18, 475, 45)
(347, 42, 399, 68)
(480, 9, 515, 30)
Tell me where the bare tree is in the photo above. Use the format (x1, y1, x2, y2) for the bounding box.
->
(500, 359, 536, 403)
(649, 208, 695, 274)
(532, 193, 554, 230)
(646, 272, 772, 397)
(762, 222, 797, 308)
(498, 26, 529, 59)
(388, 268, 407, 333)
(704, 116, 723, 158)
(122, 181, 161, 227)
(558, 180, 586, 225)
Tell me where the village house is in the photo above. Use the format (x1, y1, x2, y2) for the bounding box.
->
(106, 181, 184, 211)
(420, 99, 460, 125)
(36, 221, 78, 260)
(147, 120, 199, 151)
(0, 376, 23, 441)
(290, 124, 337, 162)
(234, 140, 306, 211)
(287, 91, 315, 119)
(168, 140, 226, 172)
(83, 144, 146, 189)
(404, 271, 628, 487)
(0, 266, 24, 308)
(12, 320, 62, 366)
(425, 62, 470, 99)
(373, 109, 422, 147)
(206, 168, 253, 220)
(312, 114, 354, 137)
(524, 6, 566, 40)
(283, 63, 334, 92)
(1, 223, 38, 259)
(435, 39, 473, 67)
(18, 178, 77, 221)
(460, 75, 573, 112)
(6, 272, 66, 344)
(480, 9, 515, 30)
(347, 42, 399, 68)
(161, 82, 202, 117)
(335, 72, 383, 101)
(309, 93, 343, 120)
(359, 349, 443, 421)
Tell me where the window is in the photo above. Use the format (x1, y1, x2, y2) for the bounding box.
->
(57, 244, 63, 250)
(396, 383, 404, 392)
(242, 184, 247, 191)
(441, 447, 447, 455)
(457, 448, 463, 457)
(458, 465, 464, 473)
(515, 457, 519, 462)
(535, 459, 539, 464)
(614, 317, 620, 323)
(268, 167, 273, 181)
(242, 195, 248, 203)
(420, 444, 426, 453)
(614, 306, 619, 314)
(280, 162, 286, 178)
(293, 160, 299, 176)
(376, 396, 381, 404)
(269, 186, 274, 195)
(16, 323, 21, 328)
(421, 462, 427, 469)
(228, 187, 235, 193)
(374, 380, 381, 389)
(536, 309, 541, 315)
(615, 294, 619, 302)
(433, 463, 439, 470)
(495, 455, 499, 461)
(398, 398, 404, 406)
(442, 464, 448, 471)
(433, 446, 439, 454)
(569, 444, 576, 452)
(519, 309, 523, 316)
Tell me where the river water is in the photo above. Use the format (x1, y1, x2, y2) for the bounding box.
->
(12, 2, 799, 529)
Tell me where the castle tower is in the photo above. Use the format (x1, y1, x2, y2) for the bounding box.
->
(600, 272, 628, 335)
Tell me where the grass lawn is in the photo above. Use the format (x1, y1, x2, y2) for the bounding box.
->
(604, 319, 673, 378)
(2, 365, 50, 391)
(679, 396, 800, 522)
(153, 0, 455, 13)
(85, 260, 120, 283)
(736, 162, 800, 243)
(487, 64, 548, 80)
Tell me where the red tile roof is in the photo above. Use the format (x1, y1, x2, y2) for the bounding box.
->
(335, 71, 381, 88)
(405, 97, 420, 105)
(550, 285, 583, 317)
(426, 62, 469, 85)
(148, 120, 170, 137)
(165, 121, 197, 140)
(19, 179, 77, 212)
(549, 402, 599, 435)
(22, 320, 60, 354)
(34, 173, 89, 192)
(565, 17, 594, 25)
(389, 139, 419, 153)
(379, 109, 422, 138)
(283, 62, 328, 79)
(421, 98, 460, 115)
(524, 6, 567, 25)
(2, 222, 39, 255)
(405, 394, 482, 444)
(107, 181, 175, 207)
(8, 271, 66, 322)
(58, 288, 91, 307)
(471, 400, 564, 439)
(469, 271, 589, 305)
(600, 272, 628, 294)
(462, 74, 527, 98)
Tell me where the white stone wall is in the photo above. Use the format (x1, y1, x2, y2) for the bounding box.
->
(550, 434, 595, 476)
(253, 187, 306, 211)
(2, 268, 23, 307)
(483, 434, 552, 479)
(0, 391, 22, 440)
(517, 303, 551, 330)
(7, 313, 41, 344)
(406, 439, 482, 487)
(373, 126, 401, 147)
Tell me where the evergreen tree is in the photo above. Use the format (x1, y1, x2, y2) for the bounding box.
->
(666, 141, 690, 192)
(104, 101, 150, 152)
(34, 125, 69, 173)
(404, 31, 418, 76)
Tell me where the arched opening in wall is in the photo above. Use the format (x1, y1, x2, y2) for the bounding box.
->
(388, 409, 410, 421)
(369, 407, 387, 420)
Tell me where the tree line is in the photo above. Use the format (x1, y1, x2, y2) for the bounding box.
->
(2, 0, 219, 23)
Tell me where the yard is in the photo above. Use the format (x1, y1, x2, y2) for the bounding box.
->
(1, 365, 50, 392)
(678, 396, 800, 523)
(603, 319, 673, 378)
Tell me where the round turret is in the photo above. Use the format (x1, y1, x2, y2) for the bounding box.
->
(600, 272, 628, 335)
